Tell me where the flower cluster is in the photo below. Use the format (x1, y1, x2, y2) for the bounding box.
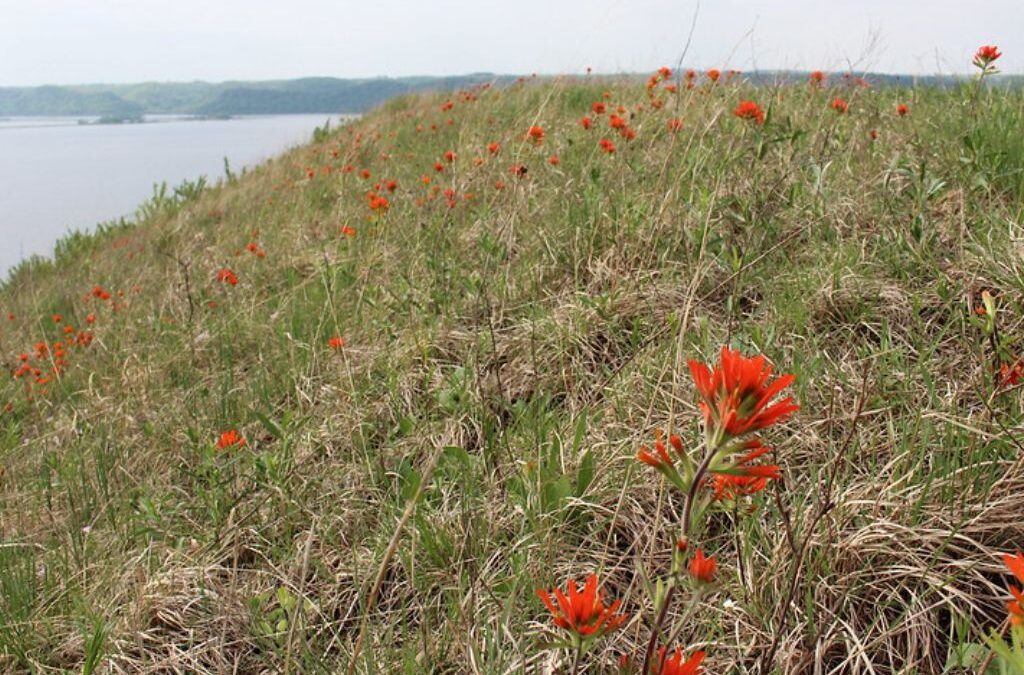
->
(536, 345, 798, 672)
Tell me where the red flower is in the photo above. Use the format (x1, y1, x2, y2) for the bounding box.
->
(527, 126, 545, 143)
(809, 70, 825, 86)
(709, 439, 781, 500)
(384, 180, 398, 192)
(667, 118, 684, 132)
(1000, 360, 1024, 387)
(687, 347, 798, 437)
(580, 116, 593, 130)
(657, 66, 672, 79)
(444, 150, 457, 163)
(536, 574, 627, 640)
(217, 429, 245, 449)
(1004, 552, 1024, 626)
(653, 648, 705, 675)
(487, 142, 501, 155)
(328, 335, 346, 350)
(609, 114, 627, 130)
(216, 269, 238, 286)
(599, 138, 616, 154)
(706, 69, 721, 82)
(870, 129, 879, 141)
(896, 104, 909, 117)
(591, 101, 607, 115)
(547, 155, 560, 166)
(733, 100, 765, 124)
(636, 430, 685, 470)
(368, 194, 390, 212)
(433, 162, 445, 173)
(360, 169, 371, 179)
(974, 45, 1002, 69)
(341, 225, 356, 237)
(688, 549, 717, 583)
(831, 97, 849, 114)
(509, 163, 528, 177)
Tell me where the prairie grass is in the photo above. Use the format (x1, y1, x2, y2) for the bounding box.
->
(0, 72, 1022, 674)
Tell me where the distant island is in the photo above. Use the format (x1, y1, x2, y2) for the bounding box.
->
(2, 72, 1020, 117)
(0, 75, 517, 117)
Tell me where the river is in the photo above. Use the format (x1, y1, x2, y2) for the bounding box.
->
(0, 114, 348, 277)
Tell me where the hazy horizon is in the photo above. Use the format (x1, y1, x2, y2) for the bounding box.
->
(2, 0, 1020, 88)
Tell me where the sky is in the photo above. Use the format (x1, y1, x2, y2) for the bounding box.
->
(1, 0, 1020, 86)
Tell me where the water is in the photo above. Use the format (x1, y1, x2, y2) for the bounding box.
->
(0, 114, 345, 277)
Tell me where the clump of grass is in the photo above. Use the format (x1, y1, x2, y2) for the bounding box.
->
(0, 63, 1022, 673)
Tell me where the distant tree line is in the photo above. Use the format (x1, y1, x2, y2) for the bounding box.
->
(0, 75, 513, 116)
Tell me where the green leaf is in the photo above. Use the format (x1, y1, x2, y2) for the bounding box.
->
(575, 449, 595, 497)
(253, 409, 284, 440)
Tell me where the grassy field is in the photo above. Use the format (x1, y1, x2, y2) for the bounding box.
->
(1, 70, 1023, 674)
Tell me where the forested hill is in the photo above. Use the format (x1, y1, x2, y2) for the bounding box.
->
(0, 74, 515, 116)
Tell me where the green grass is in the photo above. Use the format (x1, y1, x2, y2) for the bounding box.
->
(0, 73, 1022, 673)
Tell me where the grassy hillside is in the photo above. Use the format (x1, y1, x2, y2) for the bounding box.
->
(1, 72, 1023, 674)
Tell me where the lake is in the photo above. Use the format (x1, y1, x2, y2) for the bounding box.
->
(0, 114, 347, 277)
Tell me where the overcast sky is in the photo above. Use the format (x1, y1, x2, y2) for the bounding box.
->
(1, 0, 1019, 86)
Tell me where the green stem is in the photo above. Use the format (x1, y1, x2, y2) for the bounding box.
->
(640, 441, 719, 673)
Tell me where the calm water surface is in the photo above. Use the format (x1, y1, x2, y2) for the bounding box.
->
(0, 114, 345, 277)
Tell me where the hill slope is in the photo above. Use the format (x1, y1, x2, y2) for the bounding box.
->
(1, 74, 1023, 673)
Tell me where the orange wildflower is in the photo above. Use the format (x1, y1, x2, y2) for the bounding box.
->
(487, 142, 501, 154)
(215, 269, 238, 286)
(809, 70, 825, 86)
(527, 126, 545, 143)
(328, 335, 346, 350)
(688, 549, 717, 583)
(599, 138, 616, 154)
(974, 45, 1002, 69)
(709, 439, 781, 500)
(733, 100, 765, 124)
(217, 429, 246, 449)
(687, 347, 798, 437)
(579, 116, 593, 130)
(536, 574, 627, 641)
(667, 118, 684, 132)
(653, 648, 705, 675)
(636, 430, 685, 470)
(706, 69, 721, 82)
(896, 103, 909, 117)
(831, 97, 849, 114)
(1004, 552, 1024, 626)
(547, 155, 560, 166)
